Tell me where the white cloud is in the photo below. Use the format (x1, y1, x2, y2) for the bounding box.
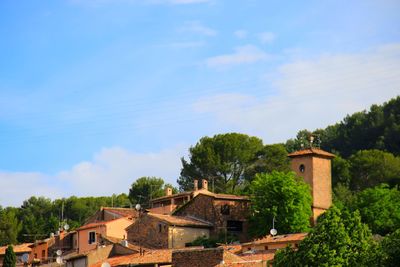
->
(179, 21, 217, 36)
(0, 145, 186, 207)
(195, 43, 400, 143)
(234, 30, 247, 39)
(258, 32, 275, 44)
(206, 45, 269, 68)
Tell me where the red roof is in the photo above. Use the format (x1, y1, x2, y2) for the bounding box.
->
(146, 213, 213, 227)
(287, 148, 335, 158)
(91, 249, 172, 267)
(238, 250, 275, 262)
(0, 243, 32, 255)
(77, 217, 130, 231)
(242, 233, 307, 246)
(102, 207, 139, 218)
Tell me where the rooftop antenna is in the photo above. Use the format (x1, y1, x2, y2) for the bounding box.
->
(270, 217, 277, 236)
(309, 135, 314, 148)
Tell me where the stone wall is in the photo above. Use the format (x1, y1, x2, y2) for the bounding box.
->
(126, 214, 169, 249)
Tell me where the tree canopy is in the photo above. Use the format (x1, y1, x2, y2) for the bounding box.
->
(274, 206, 375, 267)
(129, 177, 177, 208)
(0, 207, 21, 246)
(249, 171, 312, 237)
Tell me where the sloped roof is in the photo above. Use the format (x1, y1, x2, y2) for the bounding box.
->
(77, 217, 131, 231)
(91, 249, 172, 267)
(287, 148, 335, 158)
(238, 250, 275, 262)
(102, 207, 139, 218)
(150, 191, 192, 202)
(219, 244, 242, 254)
(0, 243, 32, 255)
(242, 233, 307, 246)
(147, 213, 213, 228)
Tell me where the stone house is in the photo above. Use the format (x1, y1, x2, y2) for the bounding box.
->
(126, 213, 212, 249)
(84, 207, 138, 224)
(0, 243, 32, 267)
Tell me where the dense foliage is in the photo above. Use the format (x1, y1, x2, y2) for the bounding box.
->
(335, 184, 400, 235)
(274, 206, 375, 267)
(287, 96, 400, 157)
(3, 245, 16, 267)
(249, 172, 312, 237)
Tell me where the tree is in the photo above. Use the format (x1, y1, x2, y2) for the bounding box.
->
(178, 133, 264, 193)
(332, 155, 351, 187)
(0, 207, 21, 246)
(249, 171, 312, 237)
(274, 206, 374, 267)
(349, 150, 400, 191)
(3, 245, 16, 267)
(351, 184, 400, 235)
(129, 177, 169, 208)
(381, 228, 400, 267)
(244, 144, 290, 182)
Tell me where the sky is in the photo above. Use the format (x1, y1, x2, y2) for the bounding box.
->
(1, 0, 400, 207)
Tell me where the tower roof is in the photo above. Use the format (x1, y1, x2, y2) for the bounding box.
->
(287, 148, 335, 159)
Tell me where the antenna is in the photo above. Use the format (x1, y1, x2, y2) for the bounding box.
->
(270, 216, 277, 236)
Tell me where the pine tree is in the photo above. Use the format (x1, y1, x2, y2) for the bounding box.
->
(3, 245, 16, 267)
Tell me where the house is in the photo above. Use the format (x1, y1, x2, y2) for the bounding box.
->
(172, 180, 250, 242)
(76, 217, 133, 253)
(241, 233, 307, 252)
(126, 213, 212, 249)
(0, 243, 32, 267)
(29, 237, 55, 264)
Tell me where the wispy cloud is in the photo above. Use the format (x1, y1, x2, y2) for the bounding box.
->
(196, 43, 400, 142)
(0, 145, 186, 207)
(179, 21, 217, 36)
(234, 30, 247, 39)
(205, 45, 269, 68)
(258, 32, 276, 44)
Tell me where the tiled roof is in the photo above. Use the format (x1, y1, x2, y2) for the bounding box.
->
(147, 213, 213, 227)
(91, 249, 172, 267)
(0, 243, 32, 255)
(242, 233, 307, 246)
(238, 250, 275, 262)
(150, 191, 192, 202)
(287, 148, 335, 158)
(219, 244, 242, 254)
(102, 207, 139, 218)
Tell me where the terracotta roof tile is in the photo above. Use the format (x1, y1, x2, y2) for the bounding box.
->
(287, 148, 335, 158)
(238, 250, 275, 262)
(242, 233, 307, 246)
(102, 207, 138, 218)
(77, 217, 130, 231)
(147, 213, 213, 227)
(0, 243, 32, 255)
(91, 249, 172, 267)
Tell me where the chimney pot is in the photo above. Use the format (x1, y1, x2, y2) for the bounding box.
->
(201, 179, 208, 191)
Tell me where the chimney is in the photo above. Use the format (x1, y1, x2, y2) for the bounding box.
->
(201, 179, 208, 191)
(165, 187, 173, 196)
(194, 179, 198, 191)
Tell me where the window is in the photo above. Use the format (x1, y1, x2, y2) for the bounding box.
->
(299, 164, 305, 173)
(221, 204, 230, 215)
(227, 220, 243, 233)
(158, 224, 162, 233)
(88, 231, 96, 244)
(264, 246, 269, 250)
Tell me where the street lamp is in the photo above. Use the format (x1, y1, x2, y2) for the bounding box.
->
(135, 204, 142, 255)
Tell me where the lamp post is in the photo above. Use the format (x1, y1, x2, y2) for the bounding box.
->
(135, 204, 142, 255)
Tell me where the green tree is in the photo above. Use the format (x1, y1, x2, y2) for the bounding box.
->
(178, 133, 264, 193)
(274, 206, 374, 267)
(381, 228, 400, 267)
(129, 177, 167, 208)
(349, 150, 400, 190)
(351, 184, 400, 235)
(244, 144, 290, 183)
(249, 171, 312, 237)
(332, 155, 351, 187)
(0, 207, 21, 246)
(3, 245, 16, 267)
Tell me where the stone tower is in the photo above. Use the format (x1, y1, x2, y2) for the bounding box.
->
(288, 147, 335, 223)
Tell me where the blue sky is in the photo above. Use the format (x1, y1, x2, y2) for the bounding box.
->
(1, 0, 400, 207)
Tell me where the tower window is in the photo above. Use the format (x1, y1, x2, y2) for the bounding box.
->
(299, 164, 305, 173)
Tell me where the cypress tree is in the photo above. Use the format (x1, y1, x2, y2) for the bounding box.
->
(3, 245, 16, 267)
